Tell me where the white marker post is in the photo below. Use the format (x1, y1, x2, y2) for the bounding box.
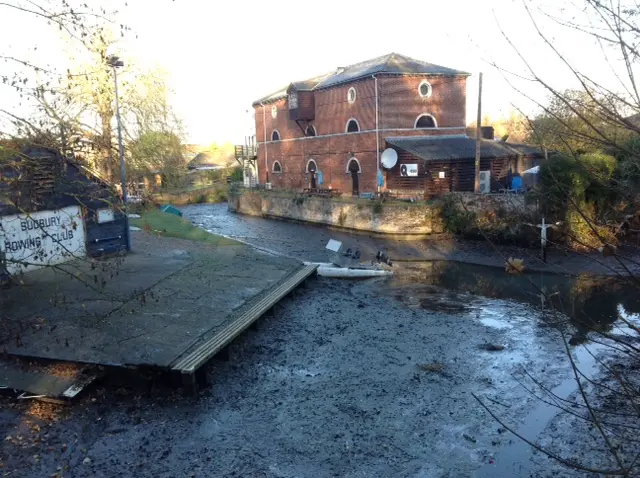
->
(536, 217, 555, 262)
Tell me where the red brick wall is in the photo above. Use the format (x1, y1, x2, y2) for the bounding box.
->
(258, 127, 468, 193)
(254, 98, 304, 143)
(314, 78, 376, 135)
(253, 73, 468, 194)
(261, 132, 377, 194)
(378, 75, 467, 129)
(254, 74, 467, 141)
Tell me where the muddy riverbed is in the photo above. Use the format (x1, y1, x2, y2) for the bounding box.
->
(0, 203, 638, 477)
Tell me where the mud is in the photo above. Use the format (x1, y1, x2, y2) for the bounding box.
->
(1, 275, 610, 477)
(1, 203, 637, 477)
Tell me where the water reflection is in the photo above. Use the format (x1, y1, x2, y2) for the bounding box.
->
(392, 261, 640, 340)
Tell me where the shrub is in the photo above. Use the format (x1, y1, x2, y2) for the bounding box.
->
(440, 195, 477, 235)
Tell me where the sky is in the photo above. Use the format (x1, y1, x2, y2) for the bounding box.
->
(1, 0, 636, 144)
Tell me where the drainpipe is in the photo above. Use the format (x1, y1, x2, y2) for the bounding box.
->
(373, 74, 380, 193)
(260, 102, 268, 185)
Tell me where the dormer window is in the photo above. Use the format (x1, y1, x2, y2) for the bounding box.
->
(271, 105, 278, 118)
(346, 118, 360, 133)
(419, 80, 432, 98)
(289, 93, 298, 109)
(347, 87, 356, 104)
(271, 130, 280, 141)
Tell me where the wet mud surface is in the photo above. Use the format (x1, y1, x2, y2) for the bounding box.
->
(1, 203, 638, 477)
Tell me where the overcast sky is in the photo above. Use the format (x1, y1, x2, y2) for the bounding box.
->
(0, 0, 633, 144)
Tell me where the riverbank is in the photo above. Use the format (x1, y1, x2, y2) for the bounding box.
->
(186, 203, 640, 277)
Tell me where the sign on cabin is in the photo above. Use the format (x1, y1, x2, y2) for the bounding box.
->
(0, 205, 87, 274)
(400, 164, 419, 177)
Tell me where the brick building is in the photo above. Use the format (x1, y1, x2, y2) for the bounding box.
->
(252, 53, 542, 197)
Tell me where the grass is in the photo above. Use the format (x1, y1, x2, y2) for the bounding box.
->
(130, 209, 239, 246)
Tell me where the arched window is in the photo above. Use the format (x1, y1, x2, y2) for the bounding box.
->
(415, 114, 437, 129)
(346, 157, 361, 173)
(306, 159, 317, 173)
(345, 118, 360, 133)
(272, 161, 282, 173)
(418, 80, 432, 98)
(271, 130, 281, 141)
(305, 124, 317, 137)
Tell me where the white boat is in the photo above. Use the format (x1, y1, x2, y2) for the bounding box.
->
(303, 262, 393, 278)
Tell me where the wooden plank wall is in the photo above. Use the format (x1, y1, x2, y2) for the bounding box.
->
(385, 150, 516, 198)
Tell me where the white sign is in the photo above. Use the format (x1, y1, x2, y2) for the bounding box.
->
(96, 208, 115, 223)
(326, 239, 342, 253)
(0, 205, 86, 275)
(400, 164, 419, 177)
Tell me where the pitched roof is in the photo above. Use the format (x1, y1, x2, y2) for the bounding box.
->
(385, 135, 545, 162)
(252, 53, 470, 106)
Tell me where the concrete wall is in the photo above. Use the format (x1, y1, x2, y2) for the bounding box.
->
(229, 191, 444, 235)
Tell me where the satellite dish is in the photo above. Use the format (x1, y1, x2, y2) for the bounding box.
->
(381, 148, 398, 169)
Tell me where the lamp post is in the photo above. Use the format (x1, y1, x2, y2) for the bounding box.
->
(107, 55, 131, 251)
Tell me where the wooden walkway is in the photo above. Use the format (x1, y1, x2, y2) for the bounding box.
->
(172, 264, 318, 379)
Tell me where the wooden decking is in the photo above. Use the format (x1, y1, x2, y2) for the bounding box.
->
(172, 264, 318, 376)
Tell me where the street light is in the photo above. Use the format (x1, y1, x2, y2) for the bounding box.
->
(107, 55, 131, 251)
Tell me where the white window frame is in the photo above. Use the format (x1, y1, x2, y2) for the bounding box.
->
(306, 124, 317, 137)
(345, 157, 362, 173)
(347, 87, 357, 104)
(272, 160, 283, 173)
(418, 80, 432, 98)
(271, 129, 281, 141)
(414, 114, 438, 129)
(345, 118, 360, 133)
(271, 105, 278, 119)
(306, 159, 318, 173)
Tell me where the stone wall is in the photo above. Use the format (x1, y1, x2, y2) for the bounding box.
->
(152, 185, 228, 206)
(228, 191, 443, 236)
(228, 190, 535, 236)
(448, 192, 530, 214)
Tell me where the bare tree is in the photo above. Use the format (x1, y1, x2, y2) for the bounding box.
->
(471, 1, 640, 475)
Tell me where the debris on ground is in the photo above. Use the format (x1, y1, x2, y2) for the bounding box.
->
(505, 257, 525, 274)
(479, 343, 506, 351)
(417, 362, 445, 373)
(463, 434, 477, 443)
(160, 204, 182, 217)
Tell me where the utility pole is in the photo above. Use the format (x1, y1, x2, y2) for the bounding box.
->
(108, 55, 131, 252)
(474, 72, 483, 193)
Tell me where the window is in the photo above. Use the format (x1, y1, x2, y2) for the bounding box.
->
(347, 87, 357, 104)
(346, 157, 361, 173)
(419, 80, 432, 98)
(345, 118, 360, 133)
(305, 124, 317, 137)
(271, 130, 280, 141)
(272, 161, 282, 173)
(415, 114, 437, 128)
(306, 159, 317, 173)
(271, 105, 278, 119)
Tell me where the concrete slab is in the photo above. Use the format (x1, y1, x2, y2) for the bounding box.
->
(0, 232, 303, 369)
